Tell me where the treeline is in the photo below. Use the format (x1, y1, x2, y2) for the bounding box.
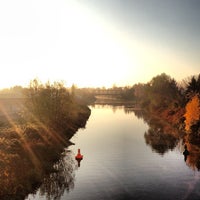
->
(126, 73, 200, 145)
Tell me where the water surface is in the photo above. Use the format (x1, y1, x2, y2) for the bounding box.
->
(26, 105, 200, 200)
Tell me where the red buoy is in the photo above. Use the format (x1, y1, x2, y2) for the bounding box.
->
(75, 149, 83, 160)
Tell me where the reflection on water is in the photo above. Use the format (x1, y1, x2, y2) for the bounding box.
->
(182, 142, 200, 171)
(135, 108, 200, 172)
(26, 150, 79, 200)
(35, 151, 76, 200)
(142, 115, 181, 155)
(183, 145, 189, 162)
(144, 127, 179, 155)
(90, 103, 139, 115)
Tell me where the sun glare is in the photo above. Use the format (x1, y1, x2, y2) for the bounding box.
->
(0, 1, 134, 89)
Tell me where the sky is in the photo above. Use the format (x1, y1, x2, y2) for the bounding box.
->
(0, 0, 200, 89)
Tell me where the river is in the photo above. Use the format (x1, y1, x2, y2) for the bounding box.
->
(26, 105, 200, 200)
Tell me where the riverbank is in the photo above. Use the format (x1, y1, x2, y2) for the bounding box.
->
(0, 102, 91, 200)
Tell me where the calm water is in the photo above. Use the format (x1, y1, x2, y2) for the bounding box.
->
(26, 105, 200, 200)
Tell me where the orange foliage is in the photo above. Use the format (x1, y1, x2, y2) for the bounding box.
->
(184, 95, 200, 131)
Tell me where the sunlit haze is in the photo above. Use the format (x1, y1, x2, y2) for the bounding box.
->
(0, 0, 199, 89)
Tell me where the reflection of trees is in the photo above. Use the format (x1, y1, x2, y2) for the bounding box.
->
(0, 125, 84, 199)
(139, 111, 181, 155)
(144, 128, 178, 155)
(123, 106, 137, 114)
(39, 151, 76, 200)
(182, 140, 200, 171)
(0, 146, 76, 200)
(132, 109, 145, 119)
(135, 106, 200, 172)
(91, 103, 139, 115)
(137, 107, 200, 172)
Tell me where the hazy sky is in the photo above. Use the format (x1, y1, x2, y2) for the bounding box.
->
(0, 0, 199, 88)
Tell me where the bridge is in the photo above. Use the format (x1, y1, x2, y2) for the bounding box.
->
(92, 88, 123, 96)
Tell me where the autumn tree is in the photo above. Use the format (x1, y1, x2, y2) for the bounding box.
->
(184, 95, 200, 132)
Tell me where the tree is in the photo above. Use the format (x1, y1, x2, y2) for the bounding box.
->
(24, 80, 75, 130)
(121, 86, 135, 100)
(184, 74, 200, 100)
(184, 95, 200, 132)
(137, 73, 181, 111)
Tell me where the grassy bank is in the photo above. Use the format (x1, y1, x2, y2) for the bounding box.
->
(0, 81, 91, 199)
